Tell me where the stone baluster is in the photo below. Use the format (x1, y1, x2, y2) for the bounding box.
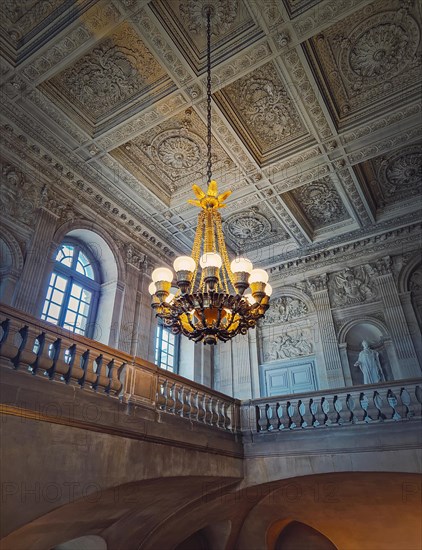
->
(182, 388, 192, 417)
(36, 332, 60, 378)
(298, 400, 308, 428)
(309, 398, 320, 427)
(267, 403, 278, 431)
(346, 393, 357, 424)
(14, 325, 41, 371)
(276, 402, 285, 430)
(190, 391, 199, 421)
(256, 404, 268, 432)
(370, 256, 420, 378)
(399, 388, 414, 419)
(387, 389, 401, 421)
(286, 401, 298, 429)
(210, 397, 219, 426)
(65, 346, 87, 384)
(223, 401, 231, 430)
(307, 274, 344, 388)
(333, 395, 344, 425)
(320, 396, 331, 426)
(0, 318, 23, 362)
(157, 379, 167, 410)
(359, 392, 372, 423)
(373, 390, 388, 421)
(197, 393, 206, 423)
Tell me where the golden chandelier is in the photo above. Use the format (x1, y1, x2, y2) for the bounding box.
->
(148, 6, 271, 345)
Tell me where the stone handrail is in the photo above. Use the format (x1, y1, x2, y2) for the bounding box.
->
(241, 379, 422, 433)
(0, 304, 240, 432)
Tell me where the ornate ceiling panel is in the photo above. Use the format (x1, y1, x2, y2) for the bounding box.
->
(150, 0, 263, 74)
(355, 143, 422, 214)
(109, 107, 233, 203)
(40, 21, 175, 136)
(304, 0, 421, 128)
(214, 61, 311, 165)
(0, 0, 420, 273)
(284, 176, 352, 231)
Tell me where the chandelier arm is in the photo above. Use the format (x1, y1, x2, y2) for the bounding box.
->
(189, 211, 205, 293)
(214, 212, 235, 287)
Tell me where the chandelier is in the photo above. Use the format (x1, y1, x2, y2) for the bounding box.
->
(148, 6, 272, 345)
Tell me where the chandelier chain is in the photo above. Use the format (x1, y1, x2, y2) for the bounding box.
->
(206, 7, 212, 185)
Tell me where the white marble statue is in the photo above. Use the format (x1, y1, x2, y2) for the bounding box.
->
(354, 340, 385, 384)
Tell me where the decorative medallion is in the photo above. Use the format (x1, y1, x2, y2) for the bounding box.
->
(291, 177, 349, 229)
(349, 22, 412, 80)
(156, 136, 201, 170)
(179, 0, 239, 35)
(384, 151, 422, 194)
(225, 210, 271, 243)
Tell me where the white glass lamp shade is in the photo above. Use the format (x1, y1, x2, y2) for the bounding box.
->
(151, 267, 173, 283)
(249, 268, 269, 284)
(265, 283, 273, 296)
(148, 282, 157, 295)
(173, 256, 196, 273)
(244, 293, 255, 306)
(200, 252, 222, 269)
(230, 257, 253, 274)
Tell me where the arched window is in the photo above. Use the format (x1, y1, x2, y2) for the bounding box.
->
(41, 240, 100, 337)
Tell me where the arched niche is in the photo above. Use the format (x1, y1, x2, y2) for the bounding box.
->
(405, 262, 422, 331)
(274, 521, 338, 550)
(174, 520, 231, 550)
(339, 318, 394, 384)
(0, 228, 24, 304)
(37, 222, 126, 347)
(257, 286, 321, 396)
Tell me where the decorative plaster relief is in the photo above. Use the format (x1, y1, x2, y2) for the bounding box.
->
(0, 0, 64, 44)
(149, 0, 261, 74)
(262, 296, 308, 325)
(305, 0, 421, 123)
(289, 176, 350, 229)
(110, 109, 232, 195)
(264, 331, 313, 361)
(42, 22, 173, 129)
(328, 266, 377, 307)
(214, 61, 307, 160)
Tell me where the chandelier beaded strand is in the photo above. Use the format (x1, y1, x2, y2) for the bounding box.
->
(149, 5, 272, 345)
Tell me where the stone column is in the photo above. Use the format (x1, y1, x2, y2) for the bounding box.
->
(248, 329, 261, 398)
(12, 207, 58, 315)
(307, 274, 345, 388)
(371, 257, 420, 377)
(231, 334, 254, 400)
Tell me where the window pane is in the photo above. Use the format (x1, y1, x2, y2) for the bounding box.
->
(76, 315, 87, 330)
(81, 289, 92, 304)
(71, 283, 82, 300)
(68, 297, 79, 312)
(64, 310, 77, 325)
(57, 245, 74, 267)
(79, 301, 90, 317)
(55, 275, 67, 291)
(84, 264, 94, 280)
(51, 289, 64, 305)
(48, 303, 61, 320)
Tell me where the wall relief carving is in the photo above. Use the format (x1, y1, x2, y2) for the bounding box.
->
(262, 296, 308, 325)
(409, 266, 422, 293)
(0, 164, 38, 225)
(291, 177, 349, 228)
(329, 266, 377, 306)
(264, 332, 313, 361)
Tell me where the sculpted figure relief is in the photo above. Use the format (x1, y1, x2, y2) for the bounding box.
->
(354, 340, 385, 384)
(330, 266, 376, 306)
(263, 296, 308, 325)
(265, 332, 313, 362)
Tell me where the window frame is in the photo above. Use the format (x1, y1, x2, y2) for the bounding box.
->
(41, 239, 101, 338)
(155, 323, 180, 373)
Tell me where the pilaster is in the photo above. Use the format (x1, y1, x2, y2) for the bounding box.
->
(308, 274, 345, 388)
(371, 257, 420, 377)
(12, 208, 58, 315)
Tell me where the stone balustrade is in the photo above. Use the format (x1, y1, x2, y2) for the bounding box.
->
(242, 380, 422, 433)
(0, 304, 240, 432)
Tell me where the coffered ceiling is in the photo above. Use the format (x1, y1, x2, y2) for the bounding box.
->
(0, 0, 421, 274)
